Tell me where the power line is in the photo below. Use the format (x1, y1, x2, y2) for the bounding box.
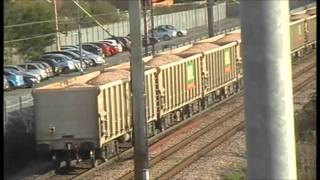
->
(3, 1, 220, 29)
(4, 33, 56, 44)
(4, 20, 56, 28)
(4, 11, 127, 29)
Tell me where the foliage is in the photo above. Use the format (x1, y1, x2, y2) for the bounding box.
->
(4, 0, 55, 61)
(4, 0, 125, 63)
(58, 0, 127, 31)
(222, 167, 246, 180)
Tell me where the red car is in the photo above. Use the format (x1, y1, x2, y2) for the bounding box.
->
(99, 42, 119, 55)
(89, 42, 113, 57)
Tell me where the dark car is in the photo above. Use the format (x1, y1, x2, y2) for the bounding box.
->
(126, 34, 159, 46)
(63, 44, 104, 57)
(42, 54, 77, 73)
(39, 58, 62, 76)
(44, 51, 92, 67)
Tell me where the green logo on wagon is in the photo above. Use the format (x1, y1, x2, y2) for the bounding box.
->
(224, 48, 231, 73)
(186, 62, 195, 89)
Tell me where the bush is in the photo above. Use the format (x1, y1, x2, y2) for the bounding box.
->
(4, 0, 55, 61)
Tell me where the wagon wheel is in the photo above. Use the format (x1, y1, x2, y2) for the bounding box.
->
(91, 157, 98, 168)
(90, 150, 98, 168)
(52, 153, 61, 169)
(53, 159, 61, 169)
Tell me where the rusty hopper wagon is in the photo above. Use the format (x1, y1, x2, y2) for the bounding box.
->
(32, 29, 244, 168)
(290, 7, 317, 59)
(32, 63, 158, 167)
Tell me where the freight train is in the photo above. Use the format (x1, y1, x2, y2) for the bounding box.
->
(32, 7, 316, 168)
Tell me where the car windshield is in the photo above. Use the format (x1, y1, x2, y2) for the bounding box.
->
(64, 51, 80, 58)
(5, 66, 24, 72)
(7, 69, 22, 75)
(36, 64, 46, 69)
(4, 70, 15, 76)
(166, 25, 175, 30)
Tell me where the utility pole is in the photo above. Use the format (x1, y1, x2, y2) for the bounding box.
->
(241, 1, 297, 179)
(53, 0, 60, 51)
(129, 0, 150, 179)
(218, 2, 221, 32)
(76, 0, 83, 74)
(150, 0, 155, 55)
(143, 0, 149, 56)
(207, 0, 214, 37)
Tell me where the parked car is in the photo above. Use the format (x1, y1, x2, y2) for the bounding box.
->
(99, 42, 119, 55)
(155, 25, 187, 37)
(29, 61, 54, 78)
(150, 27, 177, 40)
(42, 54, 77, 73)
(39, 58, 62, 76)
(105, 36, 132, 51)
(4, 65, 42, 82)
(126, 34, 160, 46)
(4, 69, 25, 89)
(44, 51, 91, 67)
(3, 76, 10, 91)
(89, 42, 116, 56)
(6, 69, 39, 88)
(80, 44, 105, 57)
(99, 39, 123, 53)
(61, 45, 79, 50)
(143, 35, 160, 46)
(18, 63, 48, 80)
(64, 48, 105, 66)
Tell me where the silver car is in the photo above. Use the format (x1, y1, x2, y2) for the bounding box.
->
(19, 63, 48, 80)
(64, 48, 105, 66)
(150, 27, 177, 41)
(156, 25, 187, 37)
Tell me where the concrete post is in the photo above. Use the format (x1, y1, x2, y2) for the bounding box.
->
(207, 0, 214, 37)
(150, 0, 155, 55)
(240, 0, 297, 179)
(129, 0, 150, 179)
(76, 0, 83, 74)
(53, 0, 61, 51)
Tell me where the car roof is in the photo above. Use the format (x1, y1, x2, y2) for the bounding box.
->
(42, 53, 70, 59)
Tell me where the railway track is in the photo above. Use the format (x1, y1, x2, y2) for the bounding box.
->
(117, 61, 316, 179)
(33, 53, 315, 180)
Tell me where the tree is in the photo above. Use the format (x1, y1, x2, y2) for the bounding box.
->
(4, 0, 55, 61)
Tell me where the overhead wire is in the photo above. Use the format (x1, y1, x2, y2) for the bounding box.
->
(4, 33, 56, 44)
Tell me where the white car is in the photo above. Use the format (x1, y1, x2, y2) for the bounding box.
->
(156, 25, 187, 37)
(99, 39, 123, 52)
(19, 63, 48, 80)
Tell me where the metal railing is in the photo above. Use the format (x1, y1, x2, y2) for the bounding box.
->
(3, 96, 34, 135)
